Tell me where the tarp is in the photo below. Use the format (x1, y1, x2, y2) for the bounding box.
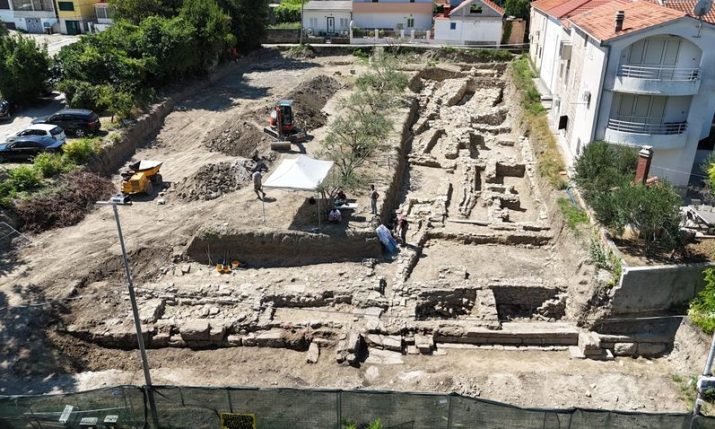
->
(263, 155, 334, 191)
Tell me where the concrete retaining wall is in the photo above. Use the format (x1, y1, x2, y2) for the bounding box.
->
(610, 262, 715, 314)
(186, 229, 382, 268)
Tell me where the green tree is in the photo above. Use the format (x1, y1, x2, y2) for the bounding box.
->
(218, 0, 269, 52)
(504, 0, 529, 18)
(591, 182, 682, 252)
(108, 0, 182, 24)
(179, 0, 233, 71)
(0, 35, 50, 103)
(138, 16, 200, 81)
(689, 268, 715, 333)
(574, 140, 638, 200)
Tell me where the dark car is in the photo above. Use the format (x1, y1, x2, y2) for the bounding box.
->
(32, 108, 101, 137)
(0, 100, 11, 122)
(0, 135, 63, 161)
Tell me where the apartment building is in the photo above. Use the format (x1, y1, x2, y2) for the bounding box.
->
(56, 0, 99, 34)
(0, 0, 57, 33)
(530, 0, 715, 189)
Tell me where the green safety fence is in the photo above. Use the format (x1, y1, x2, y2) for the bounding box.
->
(2, 385, 715, 428)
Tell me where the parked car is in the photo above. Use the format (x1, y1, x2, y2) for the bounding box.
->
(0, 135, 64, 161)
(32, 109, 101, 137)
(7, 124, 66, 144)
(0, 100, 11, 122)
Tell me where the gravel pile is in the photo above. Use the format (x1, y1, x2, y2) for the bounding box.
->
(204, 121, 268, 157)
(176, 161, 253, 201)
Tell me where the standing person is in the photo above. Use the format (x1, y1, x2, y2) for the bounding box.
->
(370, 184, 379, 216)
(252, 170, 266, 200)
(397, 214, 408, 245)
(230, 46, 238, 63)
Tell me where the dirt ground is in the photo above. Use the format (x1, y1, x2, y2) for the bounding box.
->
(0, 49, 692, 414)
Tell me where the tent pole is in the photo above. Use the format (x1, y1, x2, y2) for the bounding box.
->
(317, 194, 321, 229)
(262, 198, 266, 224)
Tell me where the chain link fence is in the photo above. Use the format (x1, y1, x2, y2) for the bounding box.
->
(2, 385, 715, 428)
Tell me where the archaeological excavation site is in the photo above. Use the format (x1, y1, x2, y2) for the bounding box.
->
(1, 48, 709, 414)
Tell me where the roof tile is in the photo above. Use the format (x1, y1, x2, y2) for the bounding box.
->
(568, 0, 686, 41)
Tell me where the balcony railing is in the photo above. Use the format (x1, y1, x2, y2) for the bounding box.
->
(607, 118, 687, 135)
(617, 65, 700, 81)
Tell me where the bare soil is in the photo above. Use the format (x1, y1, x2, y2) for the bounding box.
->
(0, 49, 692, 414)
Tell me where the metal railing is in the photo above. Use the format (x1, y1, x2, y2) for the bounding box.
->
(607, 118, 688, 135)
(617, 64, 701, 81)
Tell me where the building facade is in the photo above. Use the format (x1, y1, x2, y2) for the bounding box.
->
(433, 0, 503, 45)
(302, 1, 352, 36)
(2, 0, 57, 33)
(56, 0, 99, 34)
(530, 0, 715, 189)
(351, 0, 433, 32)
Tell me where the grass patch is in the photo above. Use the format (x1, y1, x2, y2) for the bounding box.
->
(689, 268, 715, 333)
(511, 55, 566, 188)
(589, 236, 622, 287)
(63, 137, 101, 164)
(557, 197, 588, 231)
(268, 22, 301, 30)
(672, 374, 698, 411)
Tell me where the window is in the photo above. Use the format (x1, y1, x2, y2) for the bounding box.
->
(450, 22, 456, 30)
(95, 5, 115, 19)
(309, 17, 317, 28)
(58, 1, 74, 11)
(558, 115, 568, 130)
(407, 18, 414, 28)
(470, 4, 482, 13)
(0, 0, 9, 10)
(12, 0, 53, 11)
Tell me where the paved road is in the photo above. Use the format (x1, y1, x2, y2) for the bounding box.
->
(9, 31, 79, 57)
(0, 96, 65, 142)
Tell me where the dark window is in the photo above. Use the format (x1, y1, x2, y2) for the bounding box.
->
(58, 1, 74, 11)
(0, 0, 9, 10)
(50, 127, 63, 136)
(450, 22, 456, 30)
(15, 141, 39, 148)
(558, 115, 568, 130)
(470, 4, 482, 13)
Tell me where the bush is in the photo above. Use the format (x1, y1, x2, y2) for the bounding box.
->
(0, 34, 51, 104)
(591, 182, 682, 252)
(273, 5, 300, 23)
(33, 153, 75, 178)
(689, 268, 715, 333)
(574, 140, 638, 200)
(9, 166, 40, 192)
(63, 138, 101, 164)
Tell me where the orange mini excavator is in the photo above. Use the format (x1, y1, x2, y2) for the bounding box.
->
(263, 99, 307, 143)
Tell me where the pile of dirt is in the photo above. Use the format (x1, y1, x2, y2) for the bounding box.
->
(175, 160, 253, 201)
(14, 170, 115, 233)
(282, 75, 342, 131)
(204, 121, 269, 157)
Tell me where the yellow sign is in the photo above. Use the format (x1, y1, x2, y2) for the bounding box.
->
(220, 413, 256, 429)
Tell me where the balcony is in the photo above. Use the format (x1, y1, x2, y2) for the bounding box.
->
(612, 65, 701, 96)
(604, 118, 688, 149)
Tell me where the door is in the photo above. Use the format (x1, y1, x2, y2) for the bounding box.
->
(326, 17, 335, 35)
(66, 20, 80, 35)
(25, 18, 43, 34)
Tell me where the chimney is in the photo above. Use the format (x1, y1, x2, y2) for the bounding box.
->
(634, 145, 653, 185)
(615, 10, 625, 32)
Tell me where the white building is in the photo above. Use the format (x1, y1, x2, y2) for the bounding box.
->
(352, 0, 433, 32)
(302, 1, 352, 36)
(434, 0, 503, 45)
(0, 0, 57, 33)
(530, 0, 715, 189)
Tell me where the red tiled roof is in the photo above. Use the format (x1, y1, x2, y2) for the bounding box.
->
(568, 0, 686, 41)
(658, 0, 715, 25)
(450, 0, 504, 16)
(533, 0, 623, 19)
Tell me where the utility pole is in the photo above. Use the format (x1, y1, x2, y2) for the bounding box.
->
(97, 195, 160, 429)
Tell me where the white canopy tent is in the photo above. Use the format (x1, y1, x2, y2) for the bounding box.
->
(263, 155, 335, 227)
(263, 155, 334, 191)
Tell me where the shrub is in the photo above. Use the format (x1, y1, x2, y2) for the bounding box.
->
(591, 182, 682, 252)
(63, 138, 101, 164)
(9, 166, 40, 192)
(574, 140, 638, 200)
(689, 268, 715, 333)
(33, 153, 75, 178)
